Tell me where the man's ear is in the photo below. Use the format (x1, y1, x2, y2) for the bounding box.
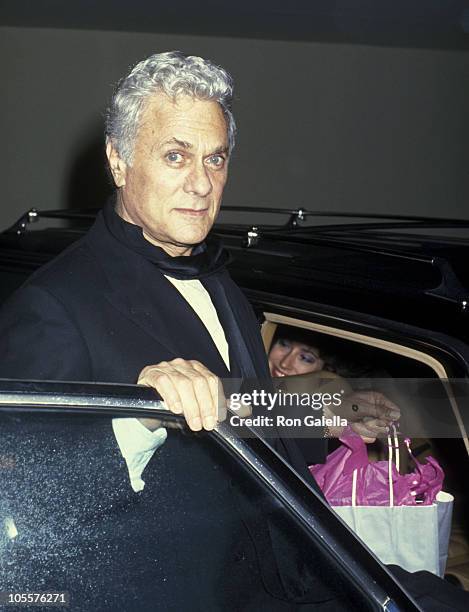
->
(106, 141, 127, 188)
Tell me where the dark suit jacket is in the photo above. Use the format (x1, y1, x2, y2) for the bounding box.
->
(0, 208, 333, 610)
(0, 206, 326, 467)
(0, 213, 258, 383)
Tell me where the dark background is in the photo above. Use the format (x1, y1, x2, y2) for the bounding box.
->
(2, 0, 469, 227)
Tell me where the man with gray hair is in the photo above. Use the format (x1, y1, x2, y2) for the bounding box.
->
(0, 49, 393, 449)
(0, 51, 293, 609)
(105, 51, 242, 437)
(0, 52, 247, 434)
(0, 48, 397, 488)
(1, 50, 348, 609)
(1, 51, 467, 610)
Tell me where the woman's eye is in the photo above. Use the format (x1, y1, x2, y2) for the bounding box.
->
(300, 353, 316, 364)
(276, 338, 290, 348)
(166, 152, 183, 163)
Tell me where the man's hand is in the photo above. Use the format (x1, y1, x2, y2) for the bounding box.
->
(137, 358, 226, 432)
(329, 390, 400, 442)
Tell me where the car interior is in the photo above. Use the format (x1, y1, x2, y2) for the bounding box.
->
(262, 317, 469, 588)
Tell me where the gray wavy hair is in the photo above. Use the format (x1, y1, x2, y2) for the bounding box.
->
(105, 51, 236, 165)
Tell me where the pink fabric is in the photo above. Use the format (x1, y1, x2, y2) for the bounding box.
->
(309, 428, 444, 506)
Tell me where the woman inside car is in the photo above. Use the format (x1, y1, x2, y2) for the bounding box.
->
(268, 324, 373, 379)
(268, 325, 396, 442)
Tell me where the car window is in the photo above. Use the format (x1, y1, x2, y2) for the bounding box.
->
(0, 409, 378, 611)
(265, 322, 468, 439)
(265, 321, 469, 588)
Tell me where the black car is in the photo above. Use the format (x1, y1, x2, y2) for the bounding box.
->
(1, 206, 469, 610)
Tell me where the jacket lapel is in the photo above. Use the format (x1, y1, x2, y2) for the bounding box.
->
(203, 270, 270, 381)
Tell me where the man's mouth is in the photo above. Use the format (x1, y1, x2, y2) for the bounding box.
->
(174, 208, 208, 217)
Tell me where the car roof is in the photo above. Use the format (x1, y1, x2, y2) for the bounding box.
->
(2, 206, 469, 336)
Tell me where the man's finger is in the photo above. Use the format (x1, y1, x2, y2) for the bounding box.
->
(216, 379, 228, 422)
(190, 361, 225, 424)
(190, 374, 217, 430)
(171, 373, 205, 431)
(138, 366, 184, 415)
(138, 360, 224, 431)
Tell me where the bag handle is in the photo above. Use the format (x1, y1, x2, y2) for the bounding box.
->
(403, 437, 424, 504)
(351, 424, 399, 507)
(387, 431, 394, 507)
(351, 469, 357, 506)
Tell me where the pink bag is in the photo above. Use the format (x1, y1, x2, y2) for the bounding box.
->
(309, 426, 444, 507)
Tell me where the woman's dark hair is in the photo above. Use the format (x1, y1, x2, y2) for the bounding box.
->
(271, 325, 374, 378)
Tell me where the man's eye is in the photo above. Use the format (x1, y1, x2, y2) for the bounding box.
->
(206, 155, 225, 168)
(166, 152, 183, 163)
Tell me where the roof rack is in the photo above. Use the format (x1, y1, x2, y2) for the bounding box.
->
(4, 205, 469, 310)
(220, 206, 469, 226)
(6, 208, 99, 235)
(6, 205, 469, 238)
(218, 206, 469, 247)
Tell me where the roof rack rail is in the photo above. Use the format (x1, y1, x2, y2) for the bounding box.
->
(219, 206, 469, 247)
(220, 206, 469, 226)
(6, 208, 99, 235)
(6, 205, 469, 237)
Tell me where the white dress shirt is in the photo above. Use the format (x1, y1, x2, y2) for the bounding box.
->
(113, 276, 230, 492)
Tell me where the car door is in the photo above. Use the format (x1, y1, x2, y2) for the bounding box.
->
(0, 380, 416, 612)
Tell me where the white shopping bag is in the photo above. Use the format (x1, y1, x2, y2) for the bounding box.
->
(332, 429, 453, 576)
(333, 490, 453, 576)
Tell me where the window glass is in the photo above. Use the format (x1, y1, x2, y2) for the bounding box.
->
(0, 410, 373, 611)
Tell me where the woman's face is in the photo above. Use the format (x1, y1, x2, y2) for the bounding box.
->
(268, 338, 325, 377)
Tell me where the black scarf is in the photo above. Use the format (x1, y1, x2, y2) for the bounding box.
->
(103, 199, 230, 281)
(102, 199, 261, 381)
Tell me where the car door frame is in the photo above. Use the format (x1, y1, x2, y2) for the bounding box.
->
(0, 379, 420, 611)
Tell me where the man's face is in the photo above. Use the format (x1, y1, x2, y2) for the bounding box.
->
(107, 93, 229, 256)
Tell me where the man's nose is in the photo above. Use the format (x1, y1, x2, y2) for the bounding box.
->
(184, 162, 213, 197)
